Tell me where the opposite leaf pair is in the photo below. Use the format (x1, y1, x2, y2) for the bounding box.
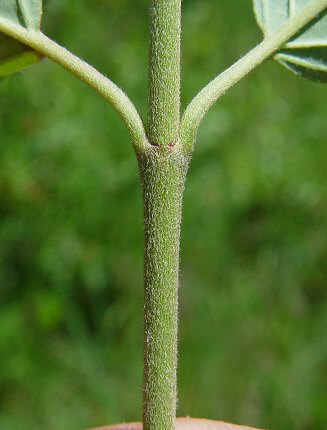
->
(0, 0, 327, 82)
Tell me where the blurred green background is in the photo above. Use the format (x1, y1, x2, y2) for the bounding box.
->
(1, 1, 327, 429)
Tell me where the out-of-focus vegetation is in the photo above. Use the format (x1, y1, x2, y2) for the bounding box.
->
(0, 1, 326, 429)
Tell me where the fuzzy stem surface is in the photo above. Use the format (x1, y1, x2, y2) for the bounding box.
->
(148, 0, 181, 146)
(138, 146, 189, 430)
(141, 1, 184, 428)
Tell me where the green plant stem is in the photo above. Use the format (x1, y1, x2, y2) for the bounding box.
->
(141, 2, 183, 429)
(148, 0, 181, 146)
(138, 145, 189, 430)
(181, 0, 327, 151)
(0, 17, 147, 151)
(2, 2, 326, 429)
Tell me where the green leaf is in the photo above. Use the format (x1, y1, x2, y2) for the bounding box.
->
(0, 0, 42, 30)
(253, 0, 327, 82)
(0, 0, 43, 77)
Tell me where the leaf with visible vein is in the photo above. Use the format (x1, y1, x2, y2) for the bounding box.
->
(253, 0, 327, 82)
(0, 0, 43, 77)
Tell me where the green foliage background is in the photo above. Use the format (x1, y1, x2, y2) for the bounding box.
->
(0, 1, 326, 429)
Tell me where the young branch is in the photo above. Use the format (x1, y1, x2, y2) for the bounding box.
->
(180, 0, 327, 152)
(0, 17, 148, 152)
(142, 2, 183, 430)
(148, 0, 181, 146)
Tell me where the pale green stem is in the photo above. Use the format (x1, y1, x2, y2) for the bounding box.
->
(138, 146, 189, 430)
(148, 0, 181, 146)
(141, 2, 183, 430)
(181, 0, 327, 151)
(2, 3, 326, 429)
(0, 17, 148, 151)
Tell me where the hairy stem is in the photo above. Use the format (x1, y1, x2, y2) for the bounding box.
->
(148, 0, 181, 146)
(141, 1, 183, 429)
(138, 145, 189, 430)
(0, 17, 147, 151)
(181, 0, 327, 151)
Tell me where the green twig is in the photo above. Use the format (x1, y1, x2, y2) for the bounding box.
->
(181, 0, 327, 151)
(0, 17, 148, 152)
(141, 1, 183, 430)
(147, 0, 181, 146)
(138, 145, 189, 430)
